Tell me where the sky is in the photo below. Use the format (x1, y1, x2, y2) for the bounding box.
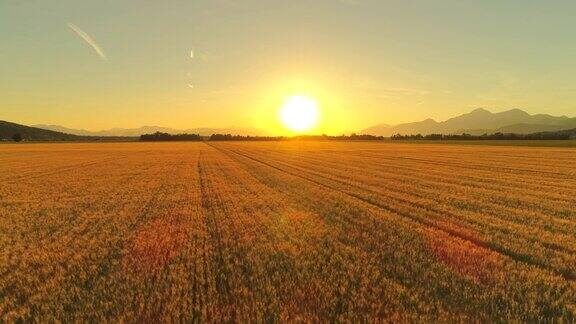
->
(1, 0, 576, 135)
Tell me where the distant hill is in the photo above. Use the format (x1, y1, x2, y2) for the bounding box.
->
(1, 120, 82, 141)
(363, 108, 576, 136)
(34, 124, 264, 137)
(0, 121, 134, 142)
(34, 125, 182, 137)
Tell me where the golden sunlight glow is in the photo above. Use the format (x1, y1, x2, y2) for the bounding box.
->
(279, 95, 320, 132)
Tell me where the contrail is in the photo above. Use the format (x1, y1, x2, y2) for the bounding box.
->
(67, 23, 108, 61)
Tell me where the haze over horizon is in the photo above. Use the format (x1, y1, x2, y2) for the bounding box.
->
(2, 1, 576, 135)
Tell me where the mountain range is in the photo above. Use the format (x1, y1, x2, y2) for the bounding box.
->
(32, 124, 263, 137)
(362, 108, 576, 136)
(2, 108, 576, 141)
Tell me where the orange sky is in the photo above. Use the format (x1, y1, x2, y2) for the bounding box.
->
(2, 1, 576, 135)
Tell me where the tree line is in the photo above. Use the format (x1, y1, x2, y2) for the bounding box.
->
(140, 132, 203, 141)
(135, 130, 576, 142)
(9, 130, 574, 143)
(391, 131, 574, 141)
(139, 132, 385, 142)
(209, 133, 385, 141)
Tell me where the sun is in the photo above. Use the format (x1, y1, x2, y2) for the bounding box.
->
(279, 95, 319, 132)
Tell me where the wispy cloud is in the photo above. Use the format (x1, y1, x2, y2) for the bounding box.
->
(67, 23, 107, 61)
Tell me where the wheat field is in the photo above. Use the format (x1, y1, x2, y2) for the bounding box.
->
(1, 141, 575, 321)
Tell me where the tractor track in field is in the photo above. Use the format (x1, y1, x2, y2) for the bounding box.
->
(226, 148, 576, 249)
(206, 142, 576, 282)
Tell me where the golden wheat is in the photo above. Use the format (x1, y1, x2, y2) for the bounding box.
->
(0, 141, 574, 321)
